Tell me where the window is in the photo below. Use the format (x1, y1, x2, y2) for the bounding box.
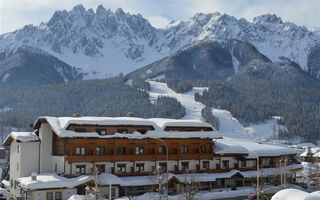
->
(159, 162, 167, 171)
(96, 146, 105, 155)
(96, 164, 105, 173)
(117, 129, 128, 134)
(202, 161, 210, 170)
(47, 192, 61, 200)
(76, 147, 86, 155)
(117, 164, 126, 173)
(17, 162, 19, 171)
(136, 146, 144, 155)
(253, 161, 257, 167)
(136, 163, 144, 172)
(222, 160, 229, 169)
(47, 192, 53, 200)
(74, 128, 86, 132)
(241, 161, 246, 168)
(181, 162, 189, 170)
(96, 129, 107, 135)
(262, 158, 270, 166)
(117, 146, 126, 155)
(200, 145, 206, 153)
(159, 146, 167, 154)
(181, 145, 189, 154)
(137, 129, 147, 134)
(55, 192, 62, 200)
(17, 145, 20, 153)
(76, 165, 86, 175)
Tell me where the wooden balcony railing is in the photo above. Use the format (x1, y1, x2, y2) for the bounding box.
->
(65, 153, 214, 163)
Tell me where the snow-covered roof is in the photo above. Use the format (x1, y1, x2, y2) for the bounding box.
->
(271, 189, 320, 200)
(98, 173, 121, 185)
(18, 173, 92, 190)
(299, 147, 320, 157)
(214, 138, 297, 158)
(34, 116, 222, 139)
(3, 131, 39, 146)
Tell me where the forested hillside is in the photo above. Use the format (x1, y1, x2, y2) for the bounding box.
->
(0, 77, 185, 141)
(195, 81, 320, 140)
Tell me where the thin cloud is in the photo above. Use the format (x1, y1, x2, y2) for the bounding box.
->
(0, 0, 319, 34)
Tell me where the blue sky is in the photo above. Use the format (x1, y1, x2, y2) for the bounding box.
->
(1, 0, 319, 34)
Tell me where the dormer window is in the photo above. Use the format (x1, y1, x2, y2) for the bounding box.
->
(137, 129, 147, 134)
(96, 129, 107, 135)
(74, 128, 86, 132)
(117, 129, 128, 134)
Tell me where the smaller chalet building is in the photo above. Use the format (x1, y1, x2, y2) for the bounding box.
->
(3, 116, 301, 200)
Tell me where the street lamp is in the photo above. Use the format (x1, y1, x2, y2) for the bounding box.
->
(153, 138, 169, 200)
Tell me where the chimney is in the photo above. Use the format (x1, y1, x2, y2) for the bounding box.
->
(126, 112, 134, 117)
(31, 172, 37, 181)
(72, 113, 80, 117)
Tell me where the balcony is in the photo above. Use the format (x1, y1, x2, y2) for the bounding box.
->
(65, 153, 214, 163)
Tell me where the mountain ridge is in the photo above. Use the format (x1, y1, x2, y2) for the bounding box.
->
(1, 4, 320, 80)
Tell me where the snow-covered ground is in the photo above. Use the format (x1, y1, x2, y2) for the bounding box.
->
(147, 80, 286, 141)
(68, 185, 301, 200)
(271, 189, 320, 200)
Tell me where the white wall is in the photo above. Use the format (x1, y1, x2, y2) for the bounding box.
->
(178, 160, 198, 171)
(9, 140, 40, 195)
(100, 186, 119, 199)
(221, 157, 237, 169)
(115, 161, 133, 173)
(39, 123, 53, 173)
(70, 162, 93, 175)
(9, 141, 20, 195)
(32, 189, 76, 200)
(52, 156, 65, 174)
(20, 142, 40, 177)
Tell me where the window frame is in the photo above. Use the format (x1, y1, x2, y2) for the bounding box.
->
(117, 146, 126, 155)
(222, 160, 230, 169)
(159, 146, 167, 154)
(96, 129, 107, 135)
(74, 128, 86, 132)
(96, 164, 105, 173)
(136, 163, 145, 172)
(76, 165, 86, 175)
(181, 145, 189, 154)
(95, 146, 105, 155)
(117, 164, 126, 173)
(136, 146, 144, 155)
(202, 161, 210, 170)
(241, 160, 246, 168)
(159, 162, 167, 171)
(200, 145, 206, 153)
(181, 162, 189, 170)
(76, 147, 86, 155)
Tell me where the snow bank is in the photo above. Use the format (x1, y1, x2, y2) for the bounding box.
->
(271, 189, 320, 200)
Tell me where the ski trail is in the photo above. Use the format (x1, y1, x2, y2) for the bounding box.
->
(147, 80, 250, 139)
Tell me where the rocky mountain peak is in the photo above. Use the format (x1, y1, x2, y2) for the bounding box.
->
(253, 14, 283, 24)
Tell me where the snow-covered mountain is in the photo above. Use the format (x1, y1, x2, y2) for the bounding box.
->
(1, 4, 320, 79)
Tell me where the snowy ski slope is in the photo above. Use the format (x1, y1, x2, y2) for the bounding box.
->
(147, 80, 285, 140)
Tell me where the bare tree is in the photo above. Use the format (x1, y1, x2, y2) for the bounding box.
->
(179, 172, 200, 200)
(85, 166, 101, 200)
(149, 166, 166, 200)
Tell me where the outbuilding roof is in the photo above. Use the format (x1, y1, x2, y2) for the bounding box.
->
(214, 138, 297, 158)
(3, 132, 39, 146)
